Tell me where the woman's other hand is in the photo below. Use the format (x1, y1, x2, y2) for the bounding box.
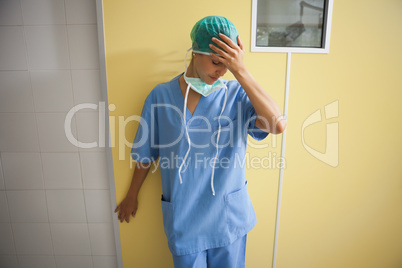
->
(114, 194, 138, 223)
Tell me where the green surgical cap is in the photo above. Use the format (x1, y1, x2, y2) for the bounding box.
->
(191, 16, 239, 55)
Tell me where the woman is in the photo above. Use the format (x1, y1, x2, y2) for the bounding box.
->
(115, 16, 286, 267)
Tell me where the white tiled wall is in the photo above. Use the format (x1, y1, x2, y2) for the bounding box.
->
(0, 0, 118, 267)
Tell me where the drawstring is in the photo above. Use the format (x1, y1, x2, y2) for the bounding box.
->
(210, 85, 228, 196)
(178, 82, 191, 185)
(178, 50, 192, 185)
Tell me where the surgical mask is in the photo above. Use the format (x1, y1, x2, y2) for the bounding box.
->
(178, 48, 228, 196)
(183, 48, 225, 97)
(183, 72, 225, 97)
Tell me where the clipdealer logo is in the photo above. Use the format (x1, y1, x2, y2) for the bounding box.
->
(301, 100, 339, 167)
(63, 101, 338, 168)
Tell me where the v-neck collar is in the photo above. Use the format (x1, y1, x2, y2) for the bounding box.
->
(171, 74, 211, 121)
(169, 73, 225, 127)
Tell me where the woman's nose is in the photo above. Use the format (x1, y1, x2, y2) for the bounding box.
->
(216, 65, 227, 76)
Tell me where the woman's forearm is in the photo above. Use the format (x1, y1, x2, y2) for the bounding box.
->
(127, 162, 152, 198)
(234, 68, 286, 134)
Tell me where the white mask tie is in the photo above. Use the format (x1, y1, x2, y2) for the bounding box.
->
(210, 85, 228, 196)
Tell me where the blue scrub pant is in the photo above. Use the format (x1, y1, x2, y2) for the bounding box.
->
(172, 235, 247, 268)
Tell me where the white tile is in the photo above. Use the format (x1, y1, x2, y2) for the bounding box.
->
(80, 152, 109, 189)
(88, 223, 116, 255)
(1, 153, 44, 190)
(42, 153, 82, 189)
(0, 223, 15, 254)
(0, 192, 10, 222)
(0, 26, 27, 70)
(93, 256, 117, 268)
(0, 0, 23, 25)
(18, 255, 56, 268)
(67, 25, 99, 69)
(7, 190, 48, 222)
(36, 113, 78, 152)
(65, 0, 97, 25)
(75, 111, 106, 152)
(30, 70, 74, 112)
(12, 223, 53, 255)
(55, 256, 93, 268)
(51, 223, 91, 255)
(76, 112, 104, 152)
(84, 190, 112, 222)
(0, 114, 40, 152)
(0, 71, 34, 113)
(0, 255, 19, 268)
(21, 0, 65, 25)
(46, 190, 86, 223)
(25, 25, 70, 70)
(0, 157, 4, 190)
(72, 70, 102, 104)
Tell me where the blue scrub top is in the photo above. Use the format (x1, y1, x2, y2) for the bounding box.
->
(131, 74, 268, 256)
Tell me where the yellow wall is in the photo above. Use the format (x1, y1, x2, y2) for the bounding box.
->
(102, 0, 402, 267)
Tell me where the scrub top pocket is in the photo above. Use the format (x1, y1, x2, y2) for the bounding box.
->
(225, 182, 256, 236)
(161, 195, 176, 244)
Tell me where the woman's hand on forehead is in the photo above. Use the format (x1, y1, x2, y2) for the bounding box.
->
(209, 33, 246, 75)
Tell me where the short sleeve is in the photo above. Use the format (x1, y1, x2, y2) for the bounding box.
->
(239, 86, 269, 141)
(130, 94, 159, 163)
